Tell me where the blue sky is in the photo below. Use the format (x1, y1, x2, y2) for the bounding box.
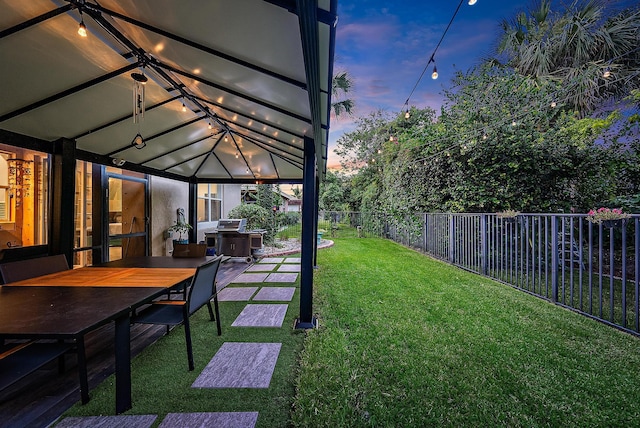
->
(327, 0, 635, 168)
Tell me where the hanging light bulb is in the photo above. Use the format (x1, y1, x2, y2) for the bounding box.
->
(225, 134, 229, 142)
(77, 9, 87, 37)
(405, 110, 410, 119)
(181, 102, 187, 112)
(603, 67, 611, 78)
(431, 65, 438, 80)
(235, 151, 239, 159)
(208, 122, 212, 130)
(550, 101, 557, 108)
(468, 0, 477, 5)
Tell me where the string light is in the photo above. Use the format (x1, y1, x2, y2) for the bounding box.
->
(396, 71, 635, 168)
(77, 8, 87, 37)
(403, 0, 473, 110)
(181, 102, 186, 112)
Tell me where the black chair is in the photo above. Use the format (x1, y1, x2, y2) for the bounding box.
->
(172, 243, 207, 258)
(131, 256, 222, 370)
(0, 254, 69, 284)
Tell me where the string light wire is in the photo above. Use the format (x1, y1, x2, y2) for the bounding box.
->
(403, 0, 470, 113)
(362, 68, 639, 170)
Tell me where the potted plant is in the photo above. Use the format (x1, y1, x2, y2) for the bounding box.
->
(496, 210, 520, 224)
(586, 207, 631, 228)
(167, 208, 192, 244)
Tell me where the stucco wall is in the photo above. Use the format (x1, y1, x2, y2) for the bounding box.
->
(149, 176, 189, 256)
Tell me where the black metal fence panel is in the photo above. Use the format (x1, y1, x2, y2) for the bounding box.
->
(319, 211, 640, 336)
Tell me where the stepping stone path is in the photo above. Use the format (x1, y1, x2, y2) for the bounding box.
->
(57, 258, 301, 428)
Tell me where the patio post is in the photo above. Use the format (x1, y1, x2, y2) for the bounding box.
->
(188, 180, 198, 243)
(51, 137, 76, 265)
(296, 136, 317, 329)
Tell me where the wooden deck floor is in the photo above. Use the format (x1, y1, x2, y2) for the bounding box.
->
(0, 260, 249, 428)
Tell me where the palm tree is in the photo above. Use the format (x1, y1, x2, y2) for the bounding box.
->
(331, 71, 355, 116)
(490, 0, 640, 116)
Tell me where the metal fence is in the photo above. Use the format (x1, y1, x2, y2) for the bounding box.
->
(319, 211, 640, 336)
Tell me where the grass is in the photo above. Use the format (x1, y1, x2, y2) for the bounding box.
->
(291, 237, 640, 427)
(60, 237, 640, 427)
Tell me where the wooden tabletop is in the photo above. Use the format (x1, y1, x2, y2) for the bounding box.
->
(5, 267, 196, 288)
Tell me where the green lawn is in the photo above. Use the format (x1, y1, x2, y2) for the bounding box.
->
(61, 237, 640, 427)
(292, 237, 640, 427)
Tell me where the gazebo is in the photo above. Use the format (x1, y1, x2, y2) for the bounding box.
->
(0, 0, 337, 328)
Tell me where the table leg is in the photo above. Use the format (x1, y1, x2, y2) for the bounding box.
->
(76, 336, 89, 404)
(114, 314, 131, 414)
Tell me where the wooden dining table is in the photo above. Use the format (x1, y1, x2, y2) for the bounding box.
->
(0, 266, 199, 414)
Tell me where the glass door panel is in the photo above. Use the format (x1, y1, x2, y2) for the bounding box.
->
(107, 174, 147, 261)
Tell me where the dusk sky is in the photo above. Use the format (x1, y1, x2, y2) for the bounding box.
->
(327, 0, 636, 169)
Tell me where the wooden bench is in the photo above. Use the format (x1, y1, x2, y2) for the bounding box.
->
(0, 341, 75, 391)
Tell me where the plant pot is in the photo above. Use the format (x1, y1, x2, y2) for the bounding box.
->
(173, 239, 188, 246)
(317, 233, 323, 245)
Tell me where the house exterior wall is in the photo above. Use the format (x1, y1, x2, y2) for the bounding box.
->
(149, 176, 189, 256)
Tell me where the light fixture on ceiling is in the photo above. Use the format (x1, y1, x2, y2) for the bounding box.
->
(131, 72, 147, 84)
(468, 0, 478, 5)
(431, 64, 438, 80)
(77, 6, 88, 38)
(131, 133, 146, 150)
(78, 19, 87, 37)
(112, 158, 126, 167)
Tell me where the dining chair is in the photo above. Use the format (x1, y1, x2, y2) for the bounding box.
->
(172, 243, 207, 258)
(131, 256, 222, 370)
(0, 254, 70, 284)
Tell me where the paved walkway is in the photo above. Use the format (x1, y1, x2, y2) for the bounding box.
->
(56, 257, 301, 428)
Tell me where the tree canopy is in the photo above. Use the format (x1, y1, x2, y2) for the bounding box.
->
(329, 0, 639, 215)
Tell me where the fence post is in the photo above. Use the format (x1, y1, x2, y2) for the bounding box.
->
(449, 214, 455, 264)
(480, 214, 488, 275)
(423, 213, 428, 253)
(551, 215, 559, 303)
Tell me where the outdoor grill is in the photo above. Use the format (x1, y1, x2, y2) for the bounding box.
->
(207, 219, 264, 262)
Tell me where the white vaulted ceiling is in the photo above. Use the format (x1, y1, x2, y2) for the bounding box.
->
(0, 0, 336, 183)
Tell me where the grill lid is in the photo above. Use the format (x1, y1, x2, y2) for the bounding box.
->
(217, 219, 247, 232)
